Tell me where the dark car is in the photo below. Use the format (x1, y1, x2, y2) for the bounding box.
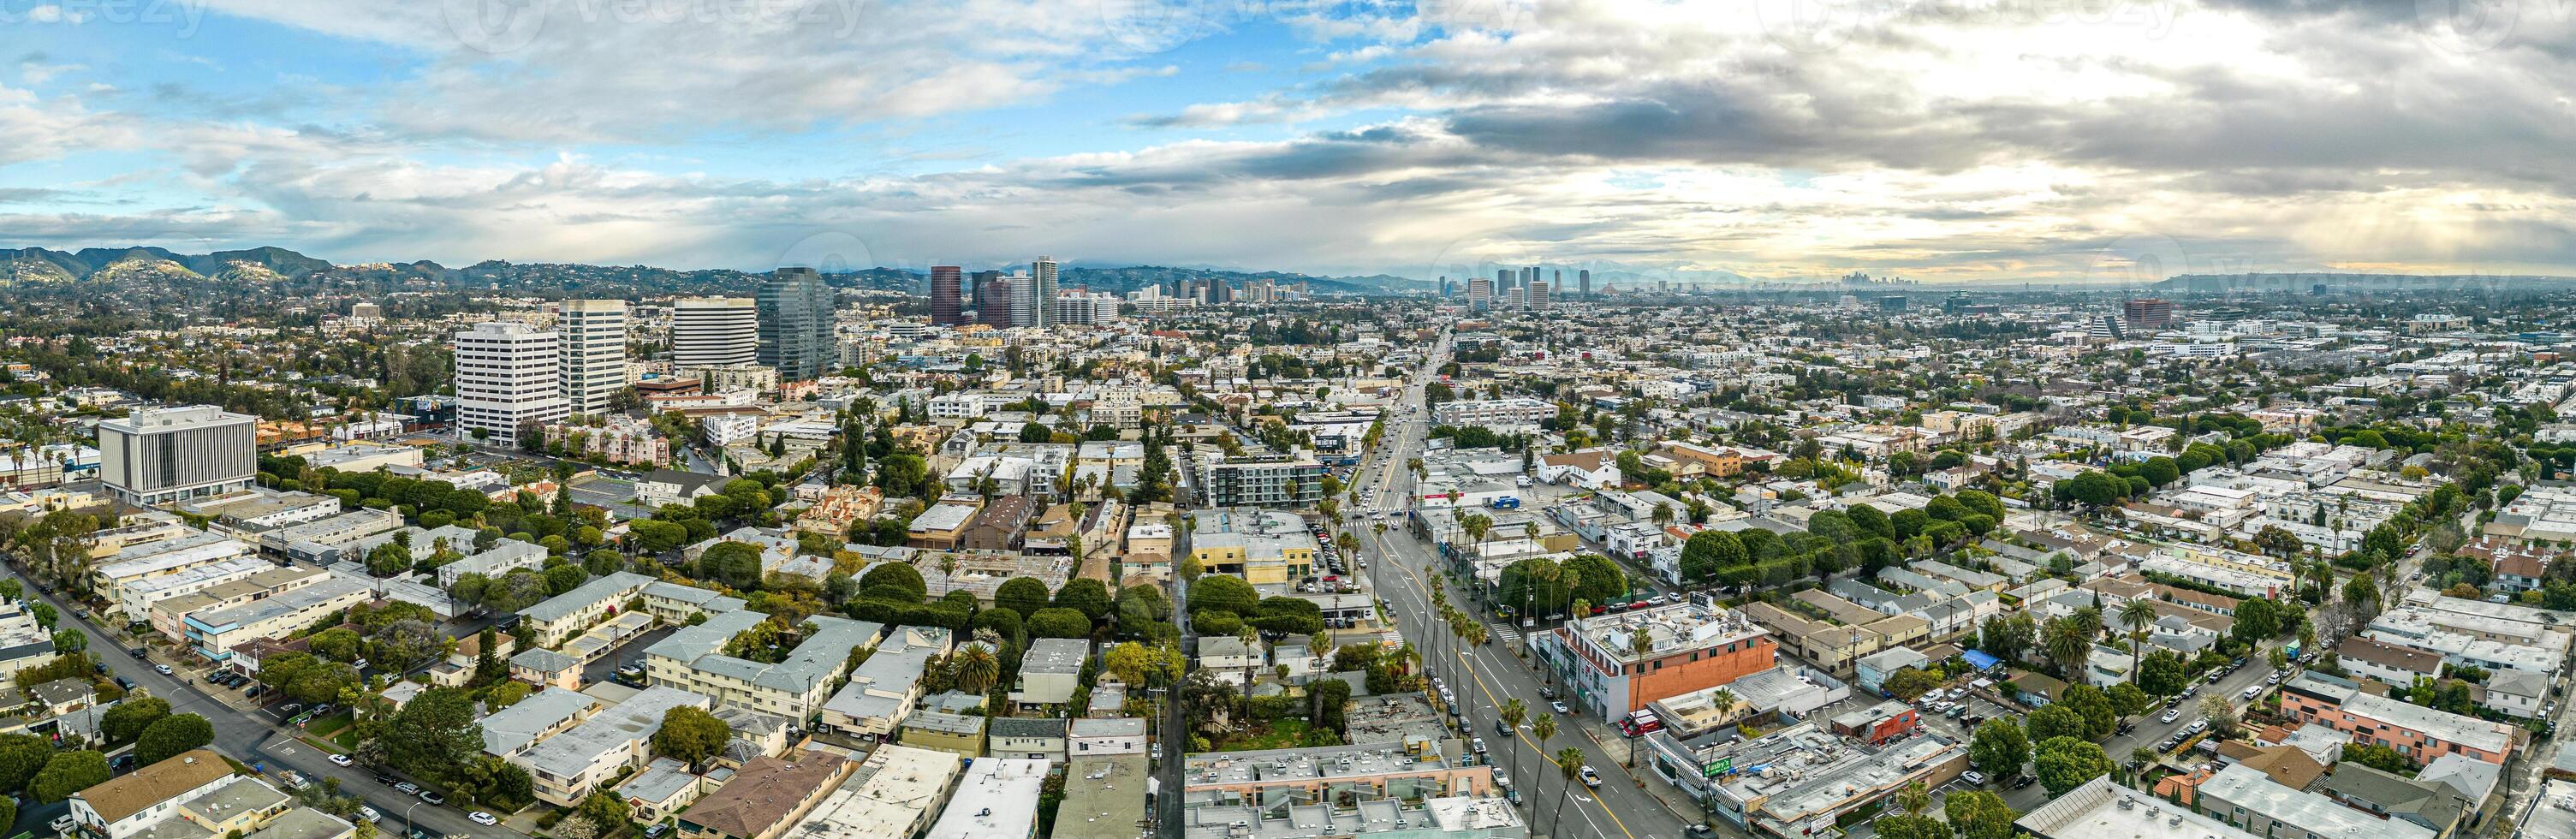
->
(129, 648, 148, 659)
(2013, 775, 2036, 789)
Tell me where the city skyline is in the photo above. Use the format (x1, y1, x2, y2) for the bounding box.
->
(4, 1, 2570, 283)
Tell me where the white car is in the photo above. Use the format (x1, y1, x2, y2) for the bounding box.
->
(2186, 719, 2209, 734)
(2240, 685, 2262, 699)
(152, 663, 172, 675)
(328, 753, 352, 767)
(1961, 771, 1986, 785)
(1580, 766, 1603, 788)
(2160, 709, 2181, 723)
(468, 812, 498, 826)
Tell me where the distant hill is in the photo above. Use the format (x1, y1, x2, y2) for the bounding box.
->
(0, 245, 1441, 297)
(2158, 272, 2576, 293)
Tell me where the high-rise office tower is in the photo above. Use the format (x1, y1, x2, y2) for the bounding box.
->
(1032, 256, 1059, 328)
(1529, 281, 1550, 307)
(1579, 269, 1591, 299)
(455, 321, 569, 449)
(1437, 276, 1450, 298)
(97, 405, 257, 506)
(557, 300, 627, 415)
(1008, 271, 1038, 326)
(930, 265, 966, 325)
(672, 298, 759, 369)
(980, 273, 1018, 328)
(758, 267, 836, 380)
(2122, 298, 2174, 330)
(1495, 269, 1511, 296)
(1466, 278, 1492, 309)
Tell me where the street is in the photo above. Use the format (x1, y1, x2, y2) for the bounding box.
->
(0, 560, 523, 839)
(1351, 332, 1696, 839)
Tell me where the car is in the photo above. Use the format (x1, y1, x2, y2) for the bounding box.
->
(280, 703, 305, 717)
(2241, 685, 2262, 699)
(2115, 722, 2134, 735)
(644, 826, 668, 839)
(419, 790, 445, 806)
(1687, 827, 1721, 839)
(1551, 700, 1570, 714)
(1151, 743, 1162, 760)
(351, 658, 369, 669)
(245, 686, 262, 698)
(115, 676, 134, 689)
(1495, 719, 1513, 736)
(2013, 775, 2036, 789)
(1472, 737, 1489, 754)
(1495, 771, 1512, 788)
(129, 647, 146, 659)
(51, 815, 76, 835)
(1962, 771, 1986, 785)
(394, 782, 421, 795)
(467, 812, 497, 826)
(152, 663, 172, 675)
(1538, 686, 1556, 700)
(2162, 709, 2182, 723)
(1505, 788, 1524, 805)
(2186, 719, 2209, 735)
(358, 807, 382, 824)
(329, 753, 352, 767)
(1580, 766, 1602, 788)
(374, 772, 396, 785)
(2267, 672, 2282, 685)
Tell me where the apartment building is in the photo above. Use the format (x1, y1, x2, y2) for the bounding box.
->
(644, 611, 883, 724)
(672, 749, 857, 839)
(68, 749, 247, 839)
(776, 745, 965, 839)
(180, 574, 373, 660)
(510, 685, 711, 807)
(1183, 741, 1494, 808)
(1430, 397, 1553, 430)
(1532, 600, 1776, 717)
(148, 564, 327, 642)
(818, 626, 951, 740)
(1009, 638, 1089, 711)
(2278, 672, 2520, 765)
(1197, 450, 1326, 508)
(521, 571, 654, 648)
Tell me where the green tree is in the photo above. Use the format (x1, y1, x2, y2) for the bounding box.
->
(2106, 682, 2150, 718)
(2057, 684, 2118, 740)
(0, 734, 47, 793)
(380, 687, 485, 783)
(860, 562, 928, 600)
(134, 714, 215, 765)
(1968, 718, 2029, 780)
(2025, 705, 2087, 743)
(1053, 578, 1113, 621)
(1942, 790, 2019, 839)
(1874, 813, 1953, 839)
(2032, 736, 2114, 796)
(2138, 649, 2189, 697)
(954, 644, 1002, 694)
(996, 576, 1055, 617)
(1882, 667, 1942, 702)
(1027, 608, 1093, 639)
(30, 750, 109, 802)
(650, 705, 733, 765)
(2230, 596, 2280, 645)
(99, 696, 173, 745)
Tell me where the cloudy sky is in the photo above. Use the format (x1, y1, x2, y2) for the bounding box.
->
(3, 0, 2572, 283)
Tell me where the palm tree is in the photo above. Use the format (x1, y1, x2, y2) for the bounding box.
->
(1895, 780, 1931, 815)
(1707, 687, 1740, 723)
(2041, 616, 2090, 678)
(1550, 747, 1586, 835)
(1500, 699, 1528, 795)
(954, 643, 1001, 695)
(1532, 713, 1559, 800)
(2118, 599, 2156, 686)
(1237, 626, 1259, 711)
(1651, 503, 1675, 527)
(1430, 588, 1451, 669)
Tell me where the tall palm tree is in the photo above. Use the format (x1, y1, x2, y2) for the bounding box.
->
(1499, 699, 1527, 795)
(1707, 687, 1740, 723)
(954, 643, 1001, 695)
(1550, 747, 1586, 835)
(2041, 616, 2090, 678)
(1430, 588, 1451, 669)
(1532, 713, 1559, 803)
(2118, 599, 2156, 686)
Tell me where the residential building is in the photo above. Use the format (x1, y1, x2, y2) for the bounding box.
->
(1644, 721, 1966, 838)
(1431, 397, 1553, 430)
(818, 626, 951, 740)
(2278, 671, 2520, 765)
(96, 405, 258, 506)
(923, 758, 1048, 839)
(455, 321, 569, 449)
(521, 571, 655, 648)
(1532, 601, 1776, 718)
(673, 748, 858, 839)
(1182, 741, 1494, 808)
(674, 298, 759, 369)
(1051, 754, 1151, 839)
(758, 267, 835, 380)
(180, 574, 374, 660)
(67, 749, 241, 839)
(644, 611, 883, 724)
(1198, 450, 1327, 508)
(481, 686, 601, 759)
(1008, 637, 1088, 710)
(510, 685, 711, 807)
(2195, 763, 2435, 839)
(779, 744, 965, 839)
(559, 299, 628, 415)
(146, 564, 326, 642)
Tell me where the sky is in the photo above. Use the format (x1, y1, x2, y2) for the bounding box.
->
(2, 0, 2573, 283)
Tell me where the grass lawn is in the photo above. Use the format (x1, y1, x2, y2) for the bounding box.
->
(333, 729, 360, 750)
(307, 710, 355, 736)
(1213, 718, 1337, 751)
(300, 735, 348, 755)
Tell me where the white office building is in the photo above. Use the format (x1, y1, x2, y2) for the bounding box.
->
(97, 406, 258, 506)
(558, 300, 628, 415)
(671, 297, 758, 369)
(455, 322, 570, 449)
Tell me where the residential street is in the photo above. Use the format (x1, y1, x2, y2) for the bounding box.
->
(0, 558, 522, 839)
